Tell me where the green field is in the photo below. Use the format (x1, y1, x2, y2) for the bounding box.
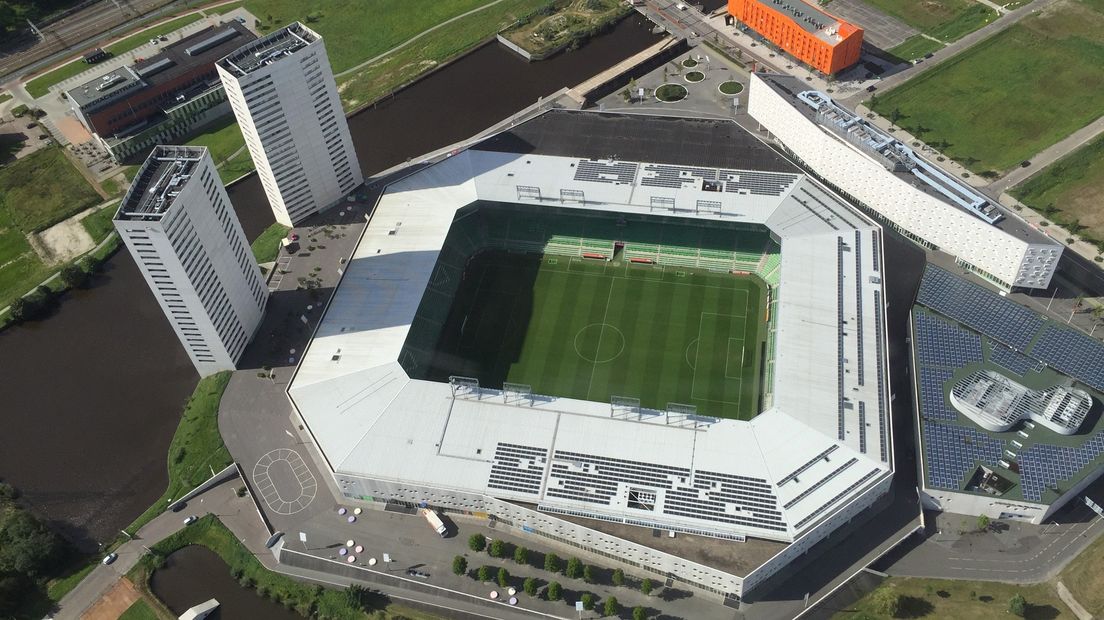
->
(862, 0, 995, 41)
(888, 34, 944, 61)
(432, 252, 766, 419)
(872, 1, 1104, 173)
(117, 599, 159, 620)
(0, 147, 101, 233)
(1012, 132, 1104, 251)
(832, 577, 1073, 619)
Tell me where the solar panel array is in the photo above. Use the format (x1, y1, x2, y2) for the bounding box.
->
(545, 450, 788, 532)
(918, 367, 957, 421)
(914, 311, 983, 368)
(632, 163, 798, 196)
(1018, 435, 1104, 501)
(923, 422, 1004, 490)
(723, 170, 798, 196)
(1030, 325, 1104, 392)
(640, 164, 717, 189)
(916, 267, 1043, 351)
(487, 443, 548, 496)
(988, 341, 1036, 377)
(573, 160, 639, 185)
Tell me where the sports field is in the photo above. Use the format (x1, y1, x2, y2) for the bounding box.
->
(433, 251, 767, 420)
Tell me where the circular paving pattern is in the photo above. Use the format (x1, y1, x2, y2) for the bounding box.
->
(574, 323, 626, 363)
(253, 448, 317, 515)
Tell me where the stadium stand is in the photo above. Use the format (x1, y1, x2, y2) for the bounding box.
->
(923, 422, 1004, 490)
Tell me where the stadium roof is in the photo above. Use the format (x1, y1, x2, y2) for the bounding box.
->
(288, 110, 892, 543)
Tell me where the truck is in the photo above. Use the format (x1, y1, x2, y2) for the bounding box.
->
(422, 509, 447, 537)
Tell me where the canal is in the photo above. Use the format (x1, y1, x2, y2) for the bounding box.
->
(0, 16, 662, 549)
(150, 546, 302, 620)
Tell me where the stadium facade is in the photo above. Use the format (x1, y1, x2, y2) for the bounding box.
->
(114, 146, 268, 375)
(217, 22, 362, 226)
(910, 266, 1104, 524)
(749, 73, 1062, 292)
(286, 111, 894, 600)
(728, 0, 863, 74)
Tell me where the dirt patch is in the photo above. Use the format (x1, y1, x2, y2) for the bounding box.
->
(32, 208, 96, 264)
(82, 578, 140, 620)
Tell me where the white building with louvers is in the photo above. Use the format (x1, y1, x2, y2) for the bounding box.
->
(114, 146, 268, 375)
(216, 22, 362, 226)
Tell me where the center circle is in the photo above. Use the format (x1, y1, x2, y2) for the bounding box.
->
(574, 323, 625, 363)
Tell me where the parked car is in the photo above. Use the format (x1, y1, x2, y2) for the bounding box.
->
(183, 515, 198, 525)
(102, 553, 118, 565)
(406, 569, 429, 579)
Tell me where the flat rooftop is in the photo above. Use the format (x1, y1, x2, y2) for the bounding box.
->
(217, 21, 317, 77)
(767, 0, 846, 41)
(117, 146, 206, 220)
(69, 20, 255, 110)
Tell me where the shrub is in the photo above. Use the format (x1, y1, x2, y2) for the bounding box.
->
(871, 587, 900, 616)
(583, 564, 595, 583)
(497, 567, 510, 588)
(1009, 593, 1026, 617)
(547, 581, 562, 601)
(523, 577, 538, 596)
(604, 596, 619, 617)
(514, 546, 529, 565)
(489, 538, 505, 558)
(59, 264, 88, 288)
(468, 533, 486, 552)
(566, 557, 583, 579)
(452, 555, 467, 576)
(633, 606, 647, 620)
(477, 565, 491, 582)
(581, 592, 596, 610)
(236, 486, 247, 497)
(641, 578, 653, 595)
(544, 553, 561, 573)
(11, 104, 28, 117)
(612, 568, 624, 587)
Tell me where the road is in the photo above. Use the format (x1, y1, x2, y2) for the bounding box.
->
(0, 0, 181, 83)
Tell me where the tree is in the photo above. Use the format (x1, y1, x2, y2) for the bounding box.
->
(1009, 593, 1027, 617)
(59, 264, 88, 288)
(583, 564, 595, 584)
(547, 581, 562, 601)
(977, 514, 990, 531)
(870, 587, 900, 617)
(566, 557, 583, 579)
(344, 584, 378, 610)
(612, 568, 624, 587)
(633, 606, 648, 620)
(544, 553, 561, 574)
(604, 596, 619, 617)
(477, 565, 491, 582)
(582, 592, 596, 610)
(640, 578, 654, 595)
(890, 107, 901, 124)
(868, 92, 878, 108)
(514, 546, 529, 565)
(489, 538, 505, 558)
(523, 577, 538, 596)
(468, 533, 486, 552)
(0, 509, 66, 577)
(497, 567, 510, 588)
(452, 555, 467, 576)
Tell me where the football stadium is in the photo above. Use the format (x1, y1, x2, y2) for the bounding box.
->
(287, 110, 893, 600)
(911, 266, 1104, 523)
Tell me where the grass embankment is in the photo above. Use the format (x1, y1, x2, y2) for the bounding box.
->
(863, 0, 995, 41)
(1059, 525, 1104, 616)
(888, 35, 943, 61)
(125, 372, 233, 535)
(182, 116, 251, 184)
(45, 561, 97, 602)
(24, 13, 204, 98)
(130, 516, 432, 620)
(251, 222, 291, 263)
(0, 147, 102, 309)
(81, 202, 120, 243)
(871, 1, 1104, 174)
(1012, 133, 1104, 253)
(832, 576, 1073, 619)
(501, 0, 630, 58)
(118, 599, 161, 620)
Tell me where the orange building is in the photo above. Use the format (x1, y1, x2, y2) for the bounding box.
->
(728, 0, 863, 74)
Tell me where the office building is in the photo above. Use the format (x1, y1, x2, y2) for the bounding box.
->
(728, 0, 863, 74)
(216, 22, 362, 226)
(114, 146, 268, 375)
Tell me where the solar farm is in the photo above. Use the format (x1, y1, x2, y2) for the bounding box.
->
(912, 266, 1104, 514)
(406, 205, 773, 420)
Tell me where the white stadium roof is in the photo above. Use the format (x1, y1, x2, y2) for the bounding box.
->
(289, 111, 893, 543)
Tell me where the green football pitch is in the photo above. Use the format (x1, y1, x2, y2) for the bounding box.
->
(432, 251, 768, 420)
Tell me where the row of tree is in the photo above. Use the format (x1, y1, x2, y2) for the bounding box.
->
(0, 483, 70, 617)
(9, 264, 94, 323)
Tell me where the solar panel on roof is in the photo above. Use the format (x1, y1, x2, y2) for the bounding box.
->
(923, 422, 1003, 490)
(1029, 324, 1104, 392)
(916, 267, 1043, 351)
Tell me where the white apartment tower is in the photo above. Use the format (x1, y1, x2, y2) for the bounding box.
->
(216, 22, 362, 226)
(114, 146, 268, 376)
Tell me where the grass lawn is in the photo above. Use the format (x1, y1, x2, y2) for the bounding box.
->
(501, 0, 629, 58)
(184, 116, 245, 164)
(1011, 133, 1104, 251)
(429, 252, 766, 419)
(861, 0, 996, 40)
(889, 34, 944, 61)
(45, 561, 97, 603)
(337, 0, 551, 109)
(81, 202, 120, 244)
(872, 1, 1104, 174)
(0, 92, 11, 105)
(118, 599, 160, 620)
(25, 13, 204, 98)
(131, 514, 432, 617)
(1059, 525, 1104, 616)
(104, 13, 206, 57)
(0, 147, 101, 232)
(101, 177, 121, 197)
(125, 372, 233, 535)
(250, 222, 290, 263)
(832, 576, 1073, 619)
